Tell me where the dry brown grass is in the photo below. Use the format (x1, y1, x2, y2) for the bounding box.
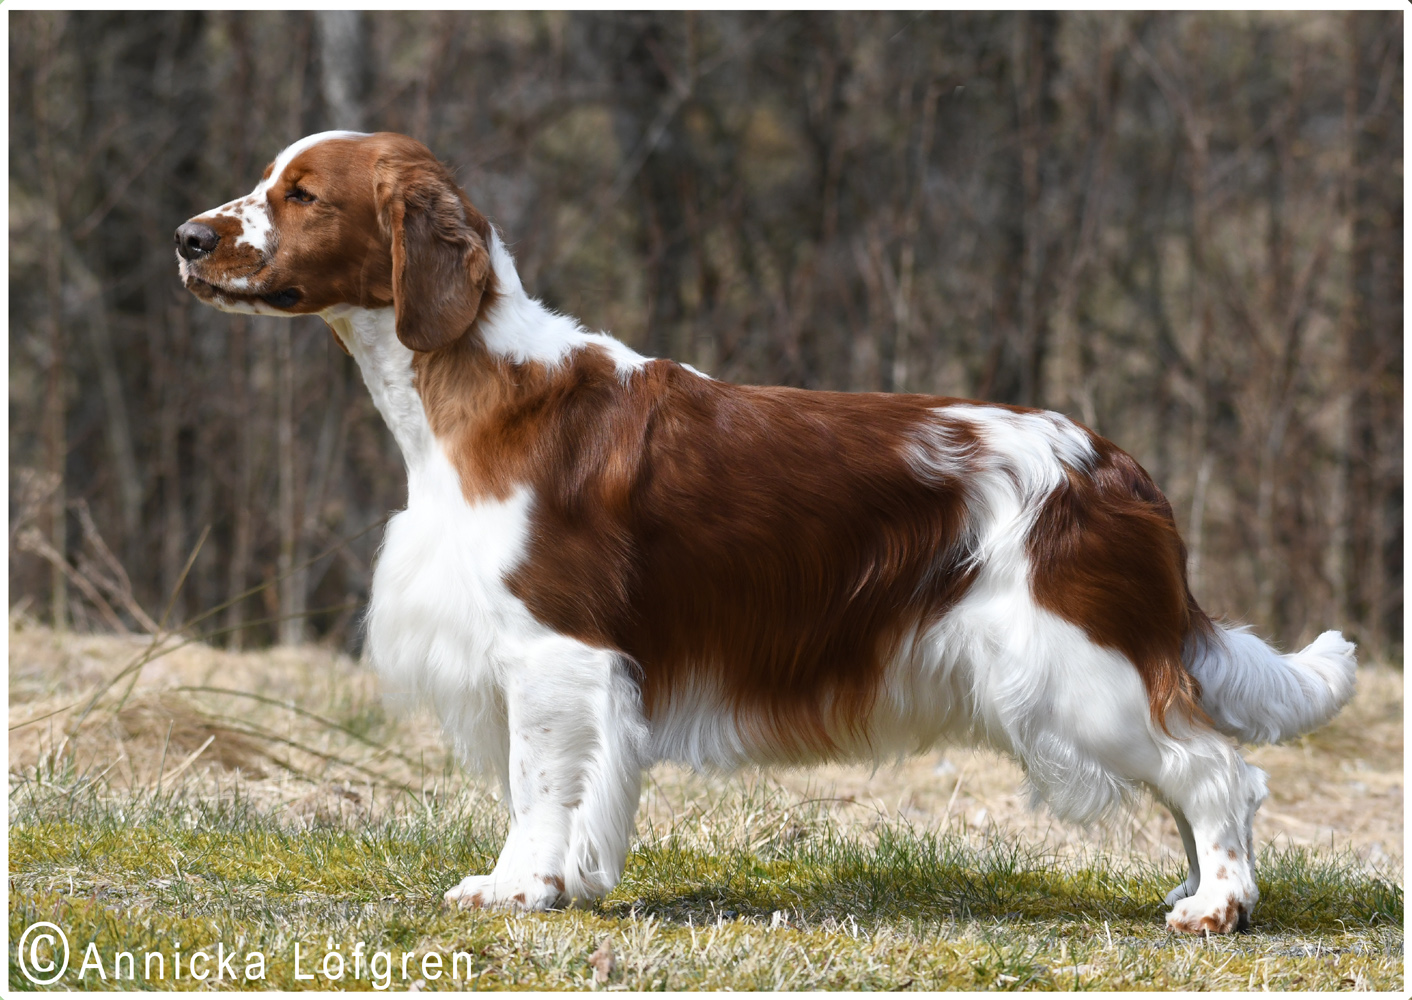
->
(8, 615, 450, 826)
(9, 611, 1401, 870)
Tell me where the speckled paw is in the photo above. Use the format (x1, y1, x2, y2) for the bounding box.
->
(444, 872, 563, 912)
(1165, 893, 1250, 934)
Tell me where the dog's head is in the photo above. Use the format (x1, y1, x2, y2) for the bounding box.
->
(175, 131, 493, 351)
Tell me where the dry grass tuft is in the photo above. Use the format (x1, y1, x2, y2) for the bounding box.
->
(113, 692, 272, 778)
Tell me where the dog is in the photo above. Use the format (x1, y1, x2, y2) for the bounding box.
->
(176, 131, 1357, 933)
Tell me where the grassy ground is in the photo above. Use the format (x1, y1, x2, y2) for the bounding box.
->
(8, 616, 1404, 990)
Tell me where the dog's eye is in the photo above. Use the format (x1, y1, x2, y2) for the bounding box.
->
(287, 187, 317, 204)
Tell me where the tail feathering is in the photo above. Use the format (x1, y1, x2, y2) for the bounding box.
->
(1185, 626, 1357, 744)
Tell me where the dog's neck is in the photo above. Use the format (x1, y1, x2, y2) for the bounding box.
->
(322, 233, 648, 481)
(322, 305, 430, 469)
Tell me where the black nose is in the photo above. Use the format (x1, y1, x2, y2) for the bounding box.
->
(175, 221, 220, 260)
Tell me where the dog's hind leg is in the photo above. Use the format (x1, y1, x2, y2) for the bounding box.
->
(1162, 806, 1202, 905)
(967, 605, 1161, 832)
(965, 604, 1262, 933)
(1150, 735, 1267, 933)
(444, 640, 647, 911)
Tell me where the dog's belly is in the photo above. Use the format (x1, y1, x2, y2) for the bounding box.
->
(640, 620, 985, 771)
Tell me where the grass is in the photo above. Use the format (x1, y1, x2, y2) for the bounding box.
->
(7, 618, 1404, 990)
(8, 767, 1402, 991)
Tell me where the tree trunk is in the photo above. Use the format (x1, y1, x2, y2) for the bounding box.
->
(316, 11, 367, 131)
(984, 12, 1059, 407)
(276, 329, 304, 646)
(1345, 12, 1403, 657)
(277, 19, 314, 646)
(34, 15, 69, 629)
(224, 316, 254, 649)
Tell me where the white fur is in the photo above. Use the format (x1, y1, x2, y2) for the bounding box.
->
(204, 193, 271, 255)
(934, 404, 1096, 495)
(323, 306, 432, 465)
(644, 671, 753, 770)
(477, 235, 648, 377)
(921, 404, 1094, 571)
(1186, 626, 1357, 744)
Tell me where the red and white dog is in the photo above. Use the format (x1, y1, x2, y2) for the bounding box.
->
(177, 132, 1356, 933)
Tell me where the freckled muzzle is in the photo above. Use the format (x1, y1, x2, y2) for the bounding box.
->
(174, 205, 293, 311)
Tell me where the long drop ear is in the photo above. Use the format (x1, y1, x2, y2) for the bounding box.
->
(378, 171, 492, 352)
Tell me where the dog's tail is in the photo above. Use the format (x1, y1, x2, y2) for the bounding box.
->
(1183, 619, 1357, 744)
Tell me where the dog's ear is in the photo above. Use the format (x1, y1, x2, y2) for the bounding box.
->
(376, 165, 492, 353)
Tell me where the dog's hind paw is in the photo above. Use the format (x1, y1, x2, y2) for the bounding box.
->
(1165, 893, 1251, 934)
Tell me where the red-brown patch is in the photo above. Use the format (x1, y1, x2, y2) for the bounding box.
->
(543, 874, 566, 892)
(177, 206, 266, 294)
(373, 144, 496, 351)
(1206, 895, 1246, 934)
(415, 338, 983, 759)
(1028, 435, 1207, 731)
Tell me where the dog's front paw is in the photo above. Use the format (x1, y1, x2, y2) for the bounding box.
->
(444, 871, 565, 912)
(1165, 892, 1250, 934)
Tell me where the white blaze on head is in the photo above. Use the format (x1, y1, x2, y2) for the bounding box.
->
(210, 130, 373, 253)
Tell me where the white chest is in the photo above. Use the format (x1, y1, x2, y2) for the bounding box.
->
(326, 306, 552, 764)
(364, 446, 560, 775)
(365, 448, 534, 679)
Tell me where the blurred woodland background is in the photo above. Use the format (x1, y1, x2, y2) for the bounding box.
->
(8, 12, 1403, 659)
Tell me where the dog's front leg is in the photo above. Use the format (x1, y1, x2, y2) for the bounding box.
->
(445, 640, 646, 911)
